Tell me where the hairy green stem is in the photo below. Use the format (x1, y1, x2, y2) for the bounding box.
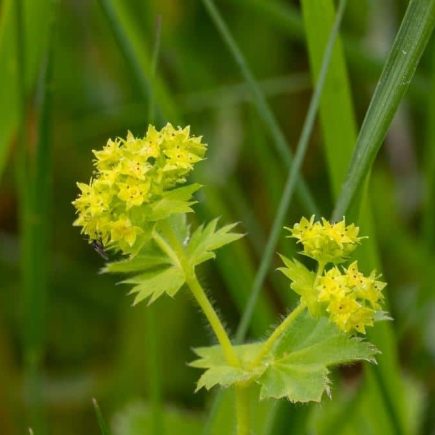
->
(250, 303, 306, 369)
(155, 221, 240, 368)
(185, 271, 240, 367)
(235, 386, 249, 435)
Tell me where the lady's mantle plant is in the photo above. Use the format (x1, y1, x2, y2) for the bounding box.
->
(73, 124, 387, 435)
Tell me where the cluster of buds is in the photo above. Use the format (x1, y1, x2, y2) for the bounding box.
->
(282, 217, 386, 334)
(317, 262, 385, 333)
(72, 123, 206, 254)
(288, 216, 361, 264)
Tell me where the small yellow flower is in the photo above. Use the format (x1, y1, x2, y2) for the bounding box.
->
(317, 267, 347, 302)
(73, 123, 207, 255)
(327, 296, 360, 332)
(316, 261, 385, 334)
(288, 216, 361, 264)
(110, 216, 142, 248)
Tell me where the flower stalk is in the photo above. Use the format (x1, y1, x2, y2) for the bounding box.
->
(157, 220, 240, 368)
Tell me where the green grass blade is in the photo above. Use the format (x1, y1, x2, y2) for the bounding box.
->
(201, 0, 319, 216)
(148, 16, 162, 124)
(422, 38, 435, 249)
(16, 1, 56, 433)
(92, 398, 111, 435)
(230, 0, 427, 103)
(235, 0, 348, 344)
(97, 0, 178, 123)
(97, 0, 149, 102)
(332, 0, 435, 220)
(301, 0, 357, 196)
(301, 2, 412, 434)
(0, 0, 53, 176)
(144, 19, 164, 435)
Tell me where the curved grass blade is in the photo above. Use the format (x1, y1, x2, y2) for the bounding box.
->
(235, 0, 348, 344)
(144, 17, 165, 435)
(0, 0, 53, 176)
(302, 2, 410, 434)
(93, 398, 111, 435)
(16, 0, 56, 433)
(230, 0, 427, 103)
(201, 0, 319, 216)
(332, 0, 435, 221)
(97, 0, 178, 123)
(422, 38, 435, 249)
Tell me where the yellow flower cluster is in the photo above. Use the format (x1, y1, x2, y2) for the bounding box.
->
(317, 262, 385, 334)
(288, 216, 360, 264)
(73, 123, 206, 253)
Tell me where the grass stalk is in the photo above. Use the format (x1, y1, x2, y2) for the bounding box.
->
(14, 0, 56, 432)
(235, 0, 348, 343)
(144, 17, 164, 435)
(422, 37, 435, 249)
(97, 0, 178, 122)
(332, 0, 435, 221)
(301, 1, 409, 434)
(201, 0, 319, 216)
(97, 0, 150, 102)
(92, 398, 111, 435)
(14, 0, 42, 432)
(230, 0, 427, 103)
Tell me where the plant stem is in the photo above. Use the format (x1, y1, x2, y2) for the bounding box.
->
(185, 271, 240, 367)
(235, 386, 249, 435)
(156, 221, 240, 368)
(250, 303, 306, 369)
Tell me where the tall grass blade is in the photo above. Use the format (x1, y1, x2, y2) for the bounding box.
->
(92, 398, 111, 435)
(201, 0, 319, 216)
(144, 17, 164, 435)
(332, 0, 435, 220)
(422, 38, 435, 249)
(0, 0, 53, 176)
(301, 0, 357, 196)
(97, 0, 178, 123)
(235, 0, 348, 343)
(231, 0, 427, 103)
(15, 1, 55, 434)
(302, 2, 412, 434)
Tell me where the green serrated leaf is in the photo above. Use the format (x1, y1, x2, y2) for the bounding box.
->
(187, 218, 244, 266)
(148, 184, 202, 221)
(190, 342, 263, 391)
(124, 266, 185, 305)
(258, 312, 378, 403)
(259, 362, 329, 402)
(277, 255, 319, 315)
(103, 254, 171, 274)
(191, 313, 378, 404)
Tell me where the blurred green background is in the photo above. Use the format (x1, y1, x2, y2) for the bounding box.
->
(0, 0, 434, 434)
